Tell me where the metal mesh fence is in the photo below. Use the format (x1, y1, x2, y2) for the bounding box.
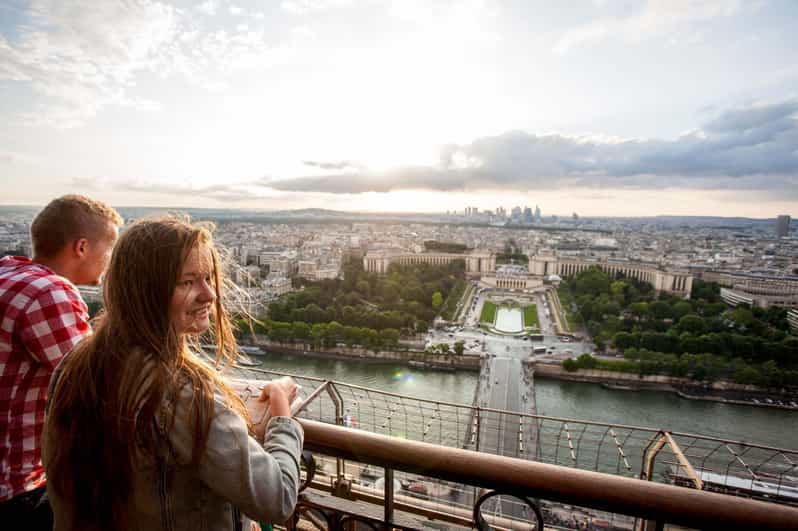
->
(241, 368, 797, 529)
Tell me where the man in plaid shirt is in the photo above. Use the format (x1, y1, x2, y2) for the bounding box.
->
(0, 195, 122, 527)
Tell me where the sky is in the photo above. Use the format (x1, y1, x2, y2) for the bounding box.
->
(1, 0, 797, 217)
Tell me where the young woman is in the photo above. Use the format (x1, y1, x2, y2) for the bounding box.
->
(43, 217, 303, 531)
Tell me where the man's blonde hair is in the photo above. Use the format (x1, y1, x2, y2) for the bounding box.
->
(31, 195, 123, 259)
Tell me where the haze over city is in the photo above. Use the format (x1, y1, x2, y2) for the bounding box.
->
(1, 0, 797, 217)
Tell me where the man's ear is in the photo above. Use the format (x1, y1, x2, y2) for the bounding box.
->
(72, 238, 90, 259)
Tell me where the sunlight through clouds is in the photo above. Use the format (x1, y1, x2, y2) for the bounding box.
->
(0, 0, 797, 216)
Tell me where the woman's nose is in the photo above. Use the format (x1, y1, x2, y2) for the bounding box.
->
(198, 280, 216, 302)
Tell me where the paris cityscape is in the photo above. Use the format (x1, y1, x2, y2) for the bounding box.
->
(2, 1, 798, 529)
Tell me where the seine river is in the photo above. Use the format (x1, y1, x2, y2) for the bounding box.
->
(235, 351, 798, 451)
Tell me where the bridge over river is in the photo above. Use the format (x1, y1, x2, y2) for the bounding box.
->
(472, 357, 538, 458)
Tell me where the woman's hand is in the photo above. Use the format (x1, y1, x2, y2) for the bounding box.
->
(259, 376, 297, 418)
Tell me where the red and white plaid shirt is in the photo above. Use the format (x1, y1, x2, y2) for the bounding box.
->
(0, 256, 90, 502)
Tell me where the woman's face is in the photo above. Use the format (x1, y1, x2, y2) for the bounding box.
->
(170, 245, 216, 335)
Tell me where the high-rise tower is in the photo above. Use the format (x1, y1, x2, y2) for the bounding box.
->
(776, 215, 791, 238)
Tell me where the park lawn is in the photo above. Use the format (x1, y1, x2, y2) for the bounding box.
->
(523, 304, 539, 328)
(480, 301, 497, 324)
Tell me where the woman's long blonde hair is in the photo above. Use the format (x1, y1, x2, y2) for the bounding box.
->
(45, 216, 249, 530)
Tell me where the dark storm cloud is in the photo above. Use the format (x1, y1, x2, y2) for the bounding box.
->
(268, 99, 798, 195)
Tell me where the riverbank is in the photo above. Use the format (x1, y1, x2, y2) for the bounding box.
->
(252, 339, 481, 371)
(243, 339, 796, 410)
(533, 362, 798, 411)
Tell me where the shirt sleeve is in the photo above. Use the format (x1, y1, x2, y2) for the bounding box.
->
(168, 384, 305, 524)
(17, 284, 91, 371)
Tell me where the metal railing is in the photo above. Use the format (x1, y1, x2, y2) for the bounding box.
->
(238, 370, 798, 530)
(296, 417, 798, 530)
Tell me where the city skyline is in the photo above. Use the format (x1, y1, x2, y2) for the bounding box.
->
(1, 1, 798, 217)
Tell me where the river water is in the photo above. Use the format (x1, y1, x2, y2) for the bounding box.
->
(234, 351, 798, 451)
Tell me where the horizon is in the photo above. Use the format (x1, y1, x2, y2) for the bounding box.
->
(2, 1, 798, 217)
(0, 202, 793, 222)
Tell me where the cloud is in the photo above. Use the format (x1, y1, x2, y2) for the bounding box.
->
(554, 0, 742, 54)
(0, 0, 281, 127)
(0, 0, 181, 127)
(302, 160, 364, 171)
(196, 0, 218, 16)
(86, 178, 289, 204)
(281, 0, 353, 15)
(268, 99, 798, 196)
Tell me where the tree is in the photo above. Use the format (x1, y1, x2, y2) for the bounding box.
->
(672, 301, 693, 320)
(356, 280, 370, 296)
(379, 328, 400, 347)
(731, 307, 755, 328)
(613, 331, 638, 351)
(431, 291, 443, 311)
(677, 314, 706, 335)
(453, 340, 465, 356)
(691, 280, 721, 303)
(435, 343, 451, 355)
(292, 321, 311, 341)
(304, 303, 327, 324)
(628, 302, 650, 320)
(310, 323, 328, 346)
(610, 280, 627, 298)
(326, 321, 344, 344)
(761, 360, 783, 387)
(703, 302, 727, 317)
(575, 268, 611, 297)
(269, 322, 293, 344)
(650, 301, 672, 320)
(381, 281, 400, 303)
(733, 366, 764, 386)
(362, 328, 380, 352)
(576, 353, 597, 369)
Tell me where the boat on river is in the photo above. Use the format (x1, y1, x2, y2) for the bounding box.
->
(666, 468, 798, 507)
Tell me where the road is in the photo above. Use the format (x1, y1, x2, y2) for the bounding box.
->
(426, 282, 596, 460)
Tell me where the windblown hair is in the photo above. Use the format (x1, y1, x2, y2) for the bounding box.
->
(31, 194, 123, 259)
(45, 216, 249, 531)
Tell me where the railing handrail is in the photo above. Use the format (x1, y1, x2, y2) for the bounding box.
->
(298, 418, 798, 530)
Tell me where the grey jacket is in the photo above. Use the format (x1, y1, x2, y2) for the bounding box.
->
(45, 380, 304, 531)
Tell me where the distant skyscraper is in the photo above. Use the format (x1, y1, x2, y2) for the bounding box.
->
(534, 205, 541, 220)
(511, 206, 522, 219)
(523, 206, 533, 222)
(776, 215, 791, 238)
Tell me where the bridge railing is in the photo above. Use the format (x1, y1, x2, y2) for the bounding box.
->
(236, 369, 798, 529)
